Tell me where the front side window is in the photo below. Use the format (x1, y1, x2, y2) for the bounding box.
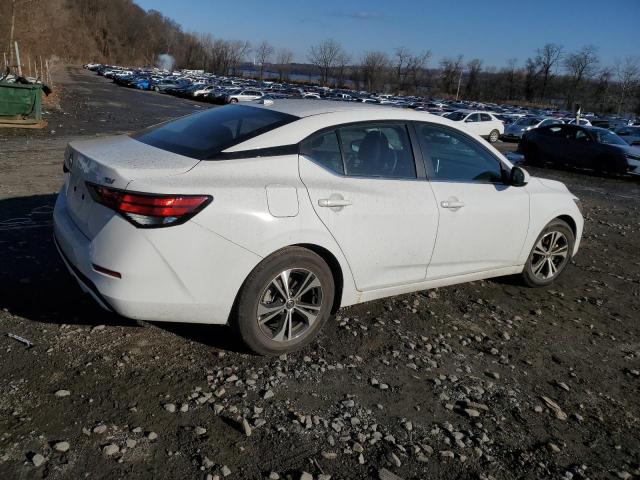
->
(300, 130, 344, 174)
(337, 124, 416, 179)
(132, 105, 297, 159)
(417, 124, 505, 183)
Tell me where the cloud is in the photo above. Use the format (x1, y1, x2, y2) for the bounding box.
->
(329, 10, 384, 21)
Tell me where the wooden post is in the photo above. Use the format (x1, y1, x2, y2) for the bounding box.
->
(8, 0, 16, 67)
(14, 41, 22, 76)
(45, 59, 51, 86)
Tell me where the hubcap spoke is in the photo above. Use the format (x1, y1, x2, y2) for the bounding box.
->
(257, 303, 286, 325)
(294, 272, 321, 298)
(294, 305, 319, 326)
(273, 310, 292, 342)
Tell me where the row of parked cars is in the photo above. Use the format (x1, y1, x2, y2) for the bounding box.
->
(83, 63, 640, 174)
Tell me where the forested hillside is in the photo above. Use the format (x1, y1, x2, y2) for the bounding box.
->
(0, 0, 211, 68)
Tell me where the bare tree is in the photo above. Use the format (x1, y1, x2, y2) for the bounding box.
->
(308, 39, 342, 86)
(440, 55, 463, 95)
(535, 43, 563, 99)
(275, 48, 293, 81)
(393, 46, 411, 91)
(614, 56, 639, 114)
(227, 40, 250, 75)
(360, 51, 389, 92)
(334, 51, 351, 88)
(406, 50, 431, 94)
(465, 58, 483, 98)
(564, 45, 599, 108)
(504, 58, 519, 100)
(524, 57, 537, 101)
(255, 40, 274, 80)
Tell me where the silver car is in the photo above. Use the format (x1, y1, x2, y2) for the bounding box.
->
(502, 117, 563, 141)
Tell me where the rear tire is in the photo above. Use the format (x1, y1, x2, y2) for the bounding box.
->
(231, 247, 335, 356)
(521, 219, 574, 287)
(488, 129, 500, 143)
(523, 144, 542, 166)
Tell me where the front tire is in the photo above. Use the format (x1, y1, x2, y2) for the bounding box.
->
(232, 247, 335, 355)
(521, 219, 574, 287)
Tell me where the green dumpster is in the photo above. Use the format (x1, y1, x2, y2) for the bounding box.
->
(0, 82, 43, 126)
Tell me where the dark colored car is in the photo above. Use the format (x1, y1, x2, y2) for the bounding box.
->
(519, 124, 640, 176)
(613, 126, 640, 146)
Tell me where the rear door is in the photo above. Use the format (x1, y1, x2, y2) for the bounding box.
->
(414, 122, 530, 279)
(299, 122, 439, 291)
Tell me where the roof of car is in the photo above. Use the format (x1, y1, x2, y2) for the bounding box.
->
(247, 99, 389, 118)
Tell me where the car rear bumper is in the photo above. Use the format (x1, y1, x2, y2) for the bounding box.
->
(53, 189, 262, 324)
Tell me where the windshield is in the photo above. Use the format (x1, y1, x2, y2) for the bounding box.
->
(447, 112, 467, 121)
(593, 129, 628, 146)
(132, 105, 298, 159)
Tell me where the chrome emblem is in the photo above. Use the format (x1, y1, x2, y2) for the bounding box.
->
(104, 177, 115, 184)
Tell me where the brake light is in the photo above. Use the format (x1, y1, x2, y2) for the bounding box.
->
(86, 182, 212, 228)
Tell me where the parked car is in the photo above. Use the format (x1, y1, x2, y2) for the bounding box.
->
(225, 89, 264, 103)
(566, 118, 592, 126)
(502, 117, 563, 141)
(54, 100, 583, 355)
(520, 124, 640, 175)
(445, 110, 504, 142)
(193, 85, 217, 97)
(613, 126, 640, 146)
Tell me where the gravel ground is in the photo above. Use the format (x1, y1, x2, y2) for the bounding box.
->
(0, 67, 639, 480)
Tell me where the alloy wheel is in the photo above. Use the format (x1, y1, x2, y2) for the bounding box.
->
(530, 230, 569, 280)
(256, 268, 323, 342)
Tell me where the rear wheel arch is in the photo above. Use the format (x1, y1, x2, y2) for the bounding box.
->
(294, 243, 344, 314)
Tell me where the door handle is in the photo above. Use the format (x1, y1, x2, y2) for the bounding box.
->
(441, 200, 465, 209)
(318, 198, 352, 208)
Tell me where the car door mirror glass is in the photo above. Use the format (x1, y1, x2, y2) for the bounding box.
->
(510, 166, 530, 187)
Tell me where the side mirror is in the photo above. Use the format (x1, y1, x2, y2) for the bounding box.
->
(510, 166, 530, 187)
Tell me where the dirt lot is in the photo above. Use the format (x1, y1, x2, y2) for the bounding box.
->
(1, 67, 639, 480)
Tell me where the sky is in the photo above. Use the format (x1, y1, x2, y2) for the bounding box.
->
(135, 0, 639, 68)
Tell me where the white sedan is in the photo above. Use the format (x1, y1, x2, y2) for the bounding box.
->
(53, 100, 583, 355)
(446, 110, 505, 143)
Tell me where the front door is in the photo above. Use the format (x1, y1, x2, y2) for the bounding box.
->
(414, 122, 530, 279)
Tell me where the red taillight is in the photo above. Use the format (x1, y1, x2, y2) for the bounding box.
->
(86, 182, 212, 228)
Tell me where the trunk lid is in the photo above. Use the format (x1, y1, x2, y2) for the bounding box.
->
(64, 135, 200, 238)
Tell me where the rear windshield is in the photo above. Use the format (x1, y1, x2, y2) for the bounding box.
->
(132, 105, 298, 159)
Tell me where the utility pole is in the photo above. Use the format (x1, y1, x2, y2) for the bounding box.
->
(455, 68, 463, 101)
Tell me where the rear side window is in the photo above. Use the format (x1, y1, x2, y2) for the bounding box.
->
(480, 113, 492, 121)
(300, 130, 344, 174)
(338, 124, 416, 179)
(133, 105, 297, 159)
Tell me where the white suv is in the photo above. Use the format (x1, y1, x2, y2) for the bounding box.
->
(226, 90, 264, 103)
(446, 110, 504, 142)
(53, 101, 583, 355)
